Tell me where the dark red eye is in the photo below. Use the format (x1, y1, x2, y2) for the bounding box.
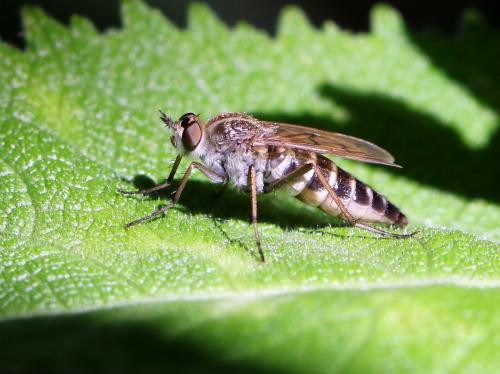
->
(182, 123, 202, 151)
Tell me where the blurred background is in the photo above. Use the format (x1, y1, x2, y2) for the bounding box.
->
(2, 0, 500, 47)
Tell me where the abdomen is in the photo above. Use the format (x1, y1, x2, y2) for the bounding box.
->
(264, 151, 408, 226)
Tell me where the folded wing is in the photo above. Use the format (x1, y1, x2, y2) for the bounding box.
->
(253, 121, 400, 167)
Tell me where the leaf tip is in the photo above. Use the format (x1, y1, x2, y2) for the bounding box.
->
(370, 3, 408, 41)
(278, 6, 315, 36)
(20, 6, 70, 50)
(20, 5, 47, 32)
(187, 2, 228, 33)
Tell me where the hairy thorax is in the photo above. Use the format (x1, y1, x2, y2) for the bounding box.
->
(200, 114, 275, 192)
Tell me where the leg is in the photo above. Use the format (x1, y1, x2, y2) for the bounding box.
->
(353, 221, 417, 238)
(249, 165, 265, 262)
(118, 155, 182, 195)
(264, 163, 314, 193)
(124, 202, 175, 228)
(312, 164, 355, 224)
(312, 164, 414, 239)
(125, 162, 225, 228)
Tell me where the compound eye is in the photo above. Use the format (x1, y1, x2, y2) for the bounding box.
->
(181, 122, 202, 151)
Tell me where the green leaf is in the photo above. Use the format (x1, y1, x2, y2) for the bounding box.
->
(0, 1, 499, 372)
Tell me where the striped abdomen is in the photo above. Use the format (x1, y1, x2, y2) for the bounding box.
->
(264, 150, 408, 226)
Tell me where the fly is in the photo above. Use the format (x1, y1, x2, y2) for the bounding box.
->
(118, 111, 415, 262)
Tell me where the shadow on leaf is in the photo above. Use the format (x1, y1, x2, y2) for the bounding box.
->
(0, 312, 287, 374)
(411, 13, 500, 117)
(254, 82, 500, 203)
(125, 174, 338, 231)
(122, 175, 409, 246)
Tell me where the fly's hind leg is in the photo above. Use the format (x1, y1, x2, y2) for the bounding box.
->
(124, 161, 226, 228)
(253, 162, 325, 262)
(353, 222, 416, 238)
(264, 163, 314, 193)
(117, 155, 183, 195)
(311, 164, 414, 239)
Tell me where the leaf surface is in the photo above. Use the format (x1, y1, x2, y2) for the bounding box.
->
(0, 1, 499, 372)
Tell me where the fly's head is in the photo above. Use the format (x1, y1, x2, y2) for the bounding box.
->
(160, 111, 204, 155)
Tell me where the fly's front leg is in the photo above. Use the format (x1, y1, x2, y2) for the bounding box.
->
(248, 165, 265, 262)
(312, 164, 414, 239)
(118, 155, 183, 195)
(125, 161, 225, 228)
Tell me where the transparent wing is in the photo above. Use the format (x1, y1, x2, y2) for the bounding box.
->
(253, 121, 400, 167)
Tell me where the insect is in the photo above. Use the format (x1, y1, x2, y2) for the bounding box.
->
(119, 111, 413, 262)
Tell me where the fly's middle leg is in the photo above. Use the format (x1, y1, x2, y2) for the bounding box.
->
(248, 165, 265, 262)
(117, 155, 183, 195)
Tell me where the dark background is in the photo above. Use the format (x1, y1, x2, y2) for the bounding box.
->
(1, 0, 500, 47)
